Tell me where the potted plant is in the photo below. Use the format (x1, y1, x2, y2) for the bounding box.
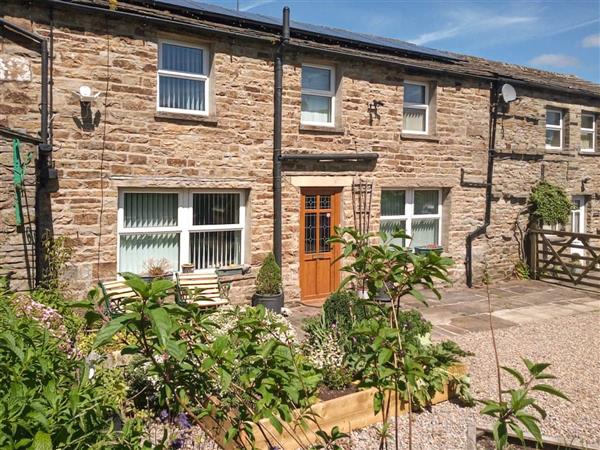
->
(141, 257, 173, 282)
(252, 252, 283, 313)
(414, 243, 444, 255)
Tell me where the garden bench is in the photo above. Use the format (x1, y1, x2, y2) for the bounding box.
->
(99, 279, 138, 316)
(175, 272, 230, 308)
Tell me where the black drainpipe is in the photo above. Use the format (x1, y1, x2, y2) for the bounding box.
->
(465, 80, 500, 287)
(273, 6, 289, 268)
(0, 19, 52, 287)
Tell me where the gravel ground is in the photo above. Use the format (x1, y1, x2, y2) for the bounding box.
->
(349, 310, 600, 449)
(153, 311, 600, 449)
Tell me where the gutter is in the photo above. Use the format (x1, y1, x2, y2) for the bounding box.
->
(279, 152, 379, 162)
(465, 80, 499, 288)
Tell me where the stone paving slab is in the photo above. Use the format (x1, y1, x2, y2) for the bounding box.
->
(287, 280, 600, 338)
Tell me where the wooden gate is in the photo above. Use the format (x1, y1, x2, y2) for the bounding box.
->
(529, 228, 600, 290)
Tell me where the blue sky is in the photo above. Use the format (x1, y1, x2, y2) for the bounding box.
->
(207, 0, 600, 83)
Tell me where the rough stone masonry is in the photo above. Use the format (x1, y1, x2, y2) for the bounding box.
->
(1, 0, 599, 303)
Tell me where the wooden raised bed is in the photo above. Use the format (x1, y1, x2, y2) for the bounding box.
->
(202, 363, 467, 450)
(467, 425, 600, 450)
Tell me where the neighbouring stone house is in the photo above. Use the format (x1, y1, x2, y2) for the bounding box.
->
(1, 0, 599, 305)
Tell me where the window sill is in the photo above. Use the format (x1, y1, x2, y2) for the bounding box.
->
(299, 124, 345, 135)
(579, 150, 599, 156)
(155, 111, 218, 125)
(219, 272, 254, 283)
(544, 148, 573, 155)
(401, 133, 439, 142)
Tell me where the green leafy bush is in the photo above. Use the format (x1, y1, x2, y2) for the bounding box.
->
(0, 294, 148, 449)
(323, 290, 373, 334)
(529, 181, 573, 226)
(255, 252, 282, 295)
(92, 274, 324, 448)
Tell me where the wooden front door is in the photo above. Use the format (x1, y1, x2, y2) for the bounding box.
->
(300, 189, 341, 303)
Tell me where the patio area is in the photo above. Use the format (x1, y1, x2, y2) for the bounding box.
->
(287, 280, 600, 339)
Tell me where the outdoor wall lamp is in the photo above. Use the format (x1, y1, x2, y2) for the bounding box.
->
(73, 85, 102, 131)
(368, 99, 385, 125)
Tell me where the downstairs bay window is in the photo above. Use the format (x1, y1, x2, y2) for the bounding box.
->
(118, 190, 245, 274)
(379, 189, 442, 249)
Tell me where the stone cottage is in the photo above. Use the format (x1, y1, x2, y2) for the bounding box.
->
(1, 0, 599, 305)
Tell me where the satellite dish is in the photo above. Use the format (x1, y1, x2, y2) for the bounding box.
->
(501, 83, 517, 103)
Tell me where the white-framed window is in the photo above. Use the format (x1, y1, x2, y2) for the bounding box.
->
(301, 64, 335, 126)
(157, 40, 209, 115)
(581, 113, 596, 152)
(571, 196, 586, 234)
(117, 189, 245, 274)
(379, 189, 442, 249)
(545, 108, 563, 149)
(403, 81, 429, 134)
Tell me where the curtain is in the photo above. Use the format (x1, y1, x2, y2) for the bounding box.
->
(414, 190, 439, 215)
(120, 233, 180, 274)
(159, 76, 205, 111)
(403, 107, 426, 132)
(124, 193, 178, 228)
(381, 190, 406, 216)
(190, 230, 242, 269)
(380, 218, 407, 247)
(161, 43, 203, 74)
(301, 94, 331, 123)
(411, 218, 439, 248)
(193, 193, 240, 226)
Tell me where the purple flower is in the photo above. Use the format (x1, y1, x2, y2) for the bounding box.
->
(158, 409, 169, 422)
(170, 438, 184, 449)
(175, 413, 192, 429)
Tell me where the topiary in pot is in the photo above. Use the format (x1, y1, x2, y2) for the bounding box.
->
(252, 252, 283, 313)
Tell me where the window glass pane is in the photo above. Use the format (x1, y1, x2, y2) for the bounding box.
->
(319, 212, 331, 252)
(119, 233, 179, 274)
(582, 114, 594, 129)
(546, 129, 561, 147)
(414, 190, 439, 215)
(193, 193, 240, 226)
(403, 107, 426, 132)
(304, 212, 317, 254)
(381, 190, 406, 216)
(124, 193, 178, 228)
(190, 230, 241, 269)
(161, 43, 203, 74)
(301, 94, 332, 123)
(320, 195, 331, 209)
(581, 131, 594, 150)
(404, 83, 426, 104)
(380, 218, 407, 247)
(302, 66, 331, 91)
(159, 76, 205, 111)
(546, 110, 561, 126)
(410, 218, 439, 248)
(305, 195, 316, 210)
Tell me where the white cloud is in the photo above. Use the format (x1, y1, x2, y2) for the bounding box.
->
(582, 33, 600, 48)
(409, 13, 537, 45)
(528, 54, 580, 68)
(239, 0, 274, 12)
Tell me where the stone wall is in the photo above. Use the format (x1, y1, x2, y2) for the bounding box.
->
(1, 1, 599, 303)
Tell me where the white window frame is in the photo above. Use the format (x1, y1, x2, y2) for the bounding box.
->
(403, 81, 429, 135)
(380, 188, 442, 247)
(117, 189, 246, 273)
(545, 108, 563, 150)
(301, 63, 335, 127)
(581, 112, 596, 153)
(571, 196, 586, 234)
(157, 39, 210, 116)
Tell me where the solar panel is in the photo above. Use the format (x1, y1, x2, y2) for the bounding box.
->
(146, 0, 460, 61)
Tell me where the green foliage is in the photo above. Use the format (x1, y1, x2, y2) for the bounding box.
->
(514, 260, 530, 280)
(310, 426, 349, 450)
(31, 287, 85, 340)
(323, 290, 374, 335)
(255, 252, 283, 295)
(92, 273, 327, 448)
(0, 294, 149, 449)
(480, 358, 570, 449)
(395, 309, 433, 346)
(529, 181, 573, 226)
(41, 233, 74, 292)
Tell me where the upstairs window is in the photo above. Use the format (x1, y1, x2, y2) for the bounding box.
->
(581, 113, 596, 152)
(157, 41, 209, 115)
(545, 109, 563, 150)
(301, 64, 335, 126)
(403, 82, 429, 134)
(380, 189, 442, 249)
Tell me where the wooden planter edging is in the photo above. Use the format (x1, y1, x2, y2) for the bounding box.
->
(466, 425, 600, 450)
(202, 363, 467, 450)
